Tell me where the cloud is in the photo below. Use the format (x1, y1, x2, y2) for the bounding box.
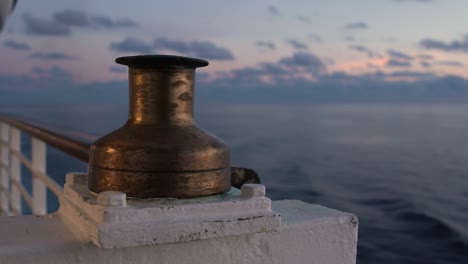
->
(420, 61, 432, 68)
(393, 0, 433, 3)
(53, 9, 89, 27)
(420, 36, 468, 53)
(352, 48, 415, 65)
(52, 9, 138, 29)
(344, 22, 368, 30)
(297, 16, 309, 23)
(110, 37, 152, 53)
(0, 66, 76, 94)
(29, 52, 76, 60)
(386, 70, 435, 79)
(259, 62, 290, 75)
(386, 59, 412, 67)
(268, 5, 280, 16)
(324, 57, 335, 66)
(437, 60, 465, 68)
(23, 11, 137, 37)
(90, 16, 137, 29)
(153, 37, 190, 53)
(387, 49, 414, 60)
(7, 55, 468, 105)
(0, 66, 128, 104)
(287, 39, 308, 50)
(153, 37, 234, 60)
(205, 52, 327, 88)
(4, 69, 465, 105)
(31, 66, 75, 84)
(344, 70, 433, 81)
(279, 52, 328, 75)
(349, 45, 380, 58)
(3, 39, 30, 50)
(190, 41, 234, 60)
(22, 13, 71, 36)
(417, 54, 434, 60)
(195, 55, 466, 104)
(381, 36, 397, 42)
(32, 65, 69, 75)
(309, 33, 322, 43)
(109, 66, 126, 73)
(345, 36, 355, 42)
(256, 41, 276, 50)
(324, 70, 436, 83)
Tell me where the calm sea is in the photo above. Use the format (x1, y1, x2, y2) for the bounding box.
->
(2, 103, 468, 264)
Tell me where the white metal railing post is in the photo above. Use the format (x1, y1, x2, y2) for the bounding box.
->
(0, 123, 11, 215)
(32, 138, 47, 215)
(10, 128, 21, 215)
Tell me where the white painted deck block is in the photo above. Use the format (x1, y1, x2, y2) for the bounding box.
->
(59, 173, 281, 248)
(0, 200, 358, 264)
(0, 172, 358, 264)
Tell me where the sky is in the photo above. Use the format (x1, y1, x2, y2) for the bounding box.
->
(2, 0, 468, 103)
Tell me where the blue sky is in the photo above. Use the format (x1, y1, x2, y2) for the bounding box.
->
(1, 0, 468, 102)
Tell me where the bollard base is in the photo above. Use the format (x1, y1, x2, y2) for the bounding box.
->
(0, 176, 358, 264)
(59, 172, 281, 248)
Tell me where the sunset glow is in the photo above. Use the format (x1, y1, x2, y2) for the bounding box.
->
(1, 0, 468, 94)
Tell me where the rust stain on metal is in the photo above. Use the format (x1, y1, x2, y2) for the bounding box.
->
(177, 92, 192, 102)
(231, 167, 260, 188)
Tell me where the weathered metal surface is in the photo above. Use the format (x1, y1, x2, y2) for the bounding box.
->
(88, 55, 232, 198)
(88, 167, 231, 198)
(0, 115, 260, 191)
(231, 167, 261, 188)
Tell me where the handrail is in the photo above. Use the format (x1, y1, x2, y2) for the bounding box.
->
(0, 115, 260, 186)
(0, 114, 260, 215)
(0, 115, 90, 162)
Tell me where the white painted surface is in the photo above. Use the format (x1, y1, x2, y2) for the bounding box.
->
(0, 200, 358, 264)
(60, 173, 281, 248)
(31, 138, 47, 215)
(10, 128, 21, 215)
(0, 123, 10, 215)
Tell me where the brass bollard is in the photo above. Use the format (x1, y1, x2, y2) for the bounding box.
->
(88, 55, 231, 198)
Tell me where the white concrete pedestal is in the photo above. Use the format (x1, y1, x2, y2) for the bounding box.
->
(60, 173, 281, 248)
(0, 172, 359, 264)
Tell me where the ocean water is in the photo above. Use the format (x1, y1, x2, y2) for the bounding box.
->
(1, 103, 468, 264)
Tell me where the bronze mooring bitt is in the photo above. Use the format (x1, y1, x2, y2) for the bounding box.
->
(88, 55, 231, 198)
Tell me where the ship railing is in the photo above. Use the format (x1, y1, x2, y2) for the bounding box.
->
(0, 114, 260, 216)
(0, 115, 89, 216)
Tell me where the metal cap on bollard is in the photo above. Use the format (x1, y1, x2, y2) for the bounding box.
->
(88, 55, 231, 198)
